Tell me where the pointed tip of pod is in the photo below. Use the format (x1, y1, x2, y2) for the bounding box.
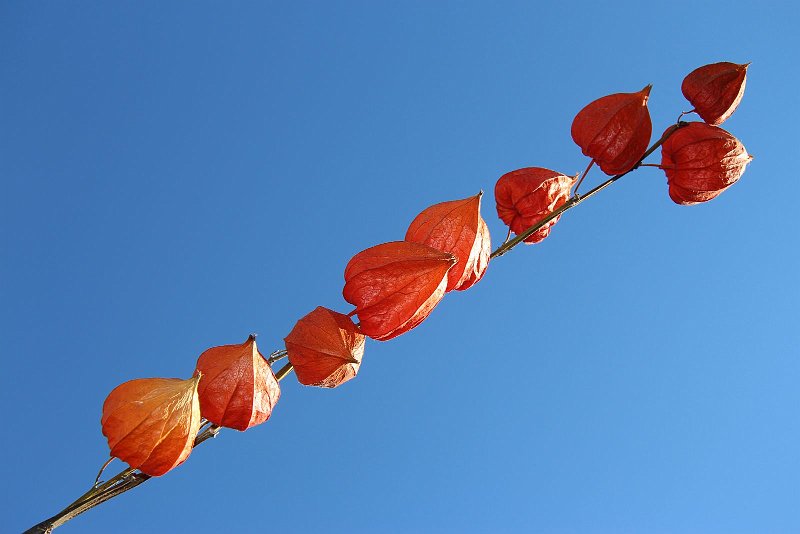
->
(742, 62, 752, 70)
(640, 84, 653, 102)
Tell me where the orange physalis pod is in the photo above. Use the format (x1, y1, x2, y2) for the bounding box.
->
(284, 306, 365, 388)
(101, 375, 202, 476)
(682, 62, 749, 126)
(405, 192, 491, 292)
(494, 167, 575, 244)
(571, 85, 653, 175)
(343, 241, 456, 341)
(195, 335, 280, 431)
(660, 122, 753, 206)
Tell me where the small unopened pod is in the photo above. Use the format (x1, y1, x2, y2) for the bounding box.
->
(285, 306, 365, 388)
(660, 122, 753, 206)
(682, 62, 749, 126)
(495, 167, 576, 244)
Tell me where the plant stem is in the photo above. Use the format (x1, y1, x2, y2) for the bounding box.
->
(275, 362, 295, 381)
(194, 424, 221, 446)
(26, 120, 687, 534)
(23, 467, 144, 534)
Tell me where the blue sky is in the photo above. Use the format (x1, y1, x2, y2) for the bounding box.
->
(2, 1, 799, 532)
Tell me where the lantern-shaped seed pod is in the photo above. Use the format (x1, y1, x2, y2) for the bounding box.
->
(284, 306, 365, 388)
(571, 85, 653, 175)
(682, 62, 749, 126)
(495, 167, 575, 244)
(343, 241, 456, 341)
(195, 336, 281, 431)
(660, 122, 753, 206)
(101, 376, 202, 476)
(405, 192, 491, 292)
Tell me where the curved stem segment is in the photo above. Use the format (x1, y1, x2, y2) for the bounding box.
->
(24, 468, 145, 534)
(26, 120, 686, 534)
(572, 159, 595, 196)
(490, 122, 685, 259)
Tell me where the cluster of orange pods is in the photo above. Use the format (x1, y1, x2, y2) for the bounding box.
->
(101, 61, 752, 477)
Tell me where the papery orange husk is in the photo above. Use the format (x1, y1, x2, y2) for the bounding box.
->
(285, 306, 365, 388)
(101, 376, 202, 476)
(682, 62, 749, 126)
(660, 122, 753, 206)
(405, 192, 491, 291)
(343, 241, 456, 341)
(494, 167, 575, 244)
(571, 85, 653, 175)
(195, 335, 280, 431)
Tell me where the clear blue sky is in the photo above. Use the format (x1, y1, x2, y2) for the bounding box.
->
(2, 1, 798, 532)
